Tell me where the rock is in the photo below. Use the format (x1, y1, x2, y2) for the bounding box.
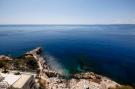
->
(25, 47, 121, 89)
(0, 47, 122, 89)
(72, 72, 102, 83)
(0, 55, 13, 61)
(26, 47, 42, 55)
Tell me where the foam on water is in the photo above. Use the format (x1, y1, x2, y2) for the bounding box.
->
(0, 25, 135, 84)
(45, 54, 66, 75)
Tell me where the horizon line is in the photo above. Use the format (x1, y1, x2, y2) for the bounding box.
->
(0, 23, 135, 26)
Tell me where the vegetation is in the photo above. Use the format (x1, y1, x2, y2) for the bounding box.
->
(0, 61, 12, 73)
(0, 54, 38, 72)
(0, 61, 6, 68)
(2, 69, 9, 73)
(13, 55, 38, 72)
(14, 72, 21, 75)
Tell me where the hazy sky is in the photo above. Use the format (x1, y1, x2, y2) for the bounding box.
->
(0, 0, 135, 24)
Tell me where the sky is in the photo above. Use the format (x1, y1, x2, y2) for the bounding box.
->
(0, 0, 135, 24)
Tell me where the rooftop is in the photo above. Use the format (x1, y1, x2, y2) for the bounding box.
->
(0, 71, 35, 88)
(0, 72, 21, 86)
(12, 74, 33, 88)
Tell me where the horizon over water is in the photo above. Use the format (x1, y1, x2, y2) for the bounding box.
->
(0, 24, 135, 85)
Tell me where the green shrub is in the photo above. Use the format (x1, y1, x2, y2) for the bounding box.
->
(25, 56, 38, 70)
(0, 62, 5, 68)
(13, 56, 38, 72)
(14, 72, 21, 75)
(2, 70, 9, 73)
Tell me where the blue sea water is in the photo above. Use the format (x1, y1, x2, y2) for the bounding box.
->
(0, 25, 135, 84)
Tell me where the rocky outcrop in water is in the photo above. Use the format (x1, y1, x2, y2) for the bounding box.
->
(26, 47, 121, 89)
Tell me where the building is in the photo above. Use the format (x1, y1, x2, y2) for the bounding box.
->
(0, 71, 37, 89)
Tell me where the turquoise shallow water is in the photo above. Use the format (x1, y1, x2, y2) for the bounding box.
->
(0, 25, 135, 84)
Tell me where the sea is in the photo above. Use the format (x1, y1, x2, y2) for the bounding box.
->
(0, 24, 135, 85)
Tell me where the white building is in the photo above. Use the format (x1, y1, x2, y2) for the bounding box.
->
(0, 71, 37, 89)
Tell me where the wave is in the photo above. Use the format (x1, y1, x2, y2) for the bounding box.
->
(45, 54, 66, 75)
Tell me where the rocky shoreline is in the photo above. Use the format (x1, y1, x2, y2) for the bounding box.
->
(25, 47, 121, 89)
(0, 47, 133, 89)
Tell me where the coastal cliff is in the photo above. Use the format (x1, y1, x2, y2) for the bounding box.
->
(0, 47, 133, 89)
(25, 47, 121, 89)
